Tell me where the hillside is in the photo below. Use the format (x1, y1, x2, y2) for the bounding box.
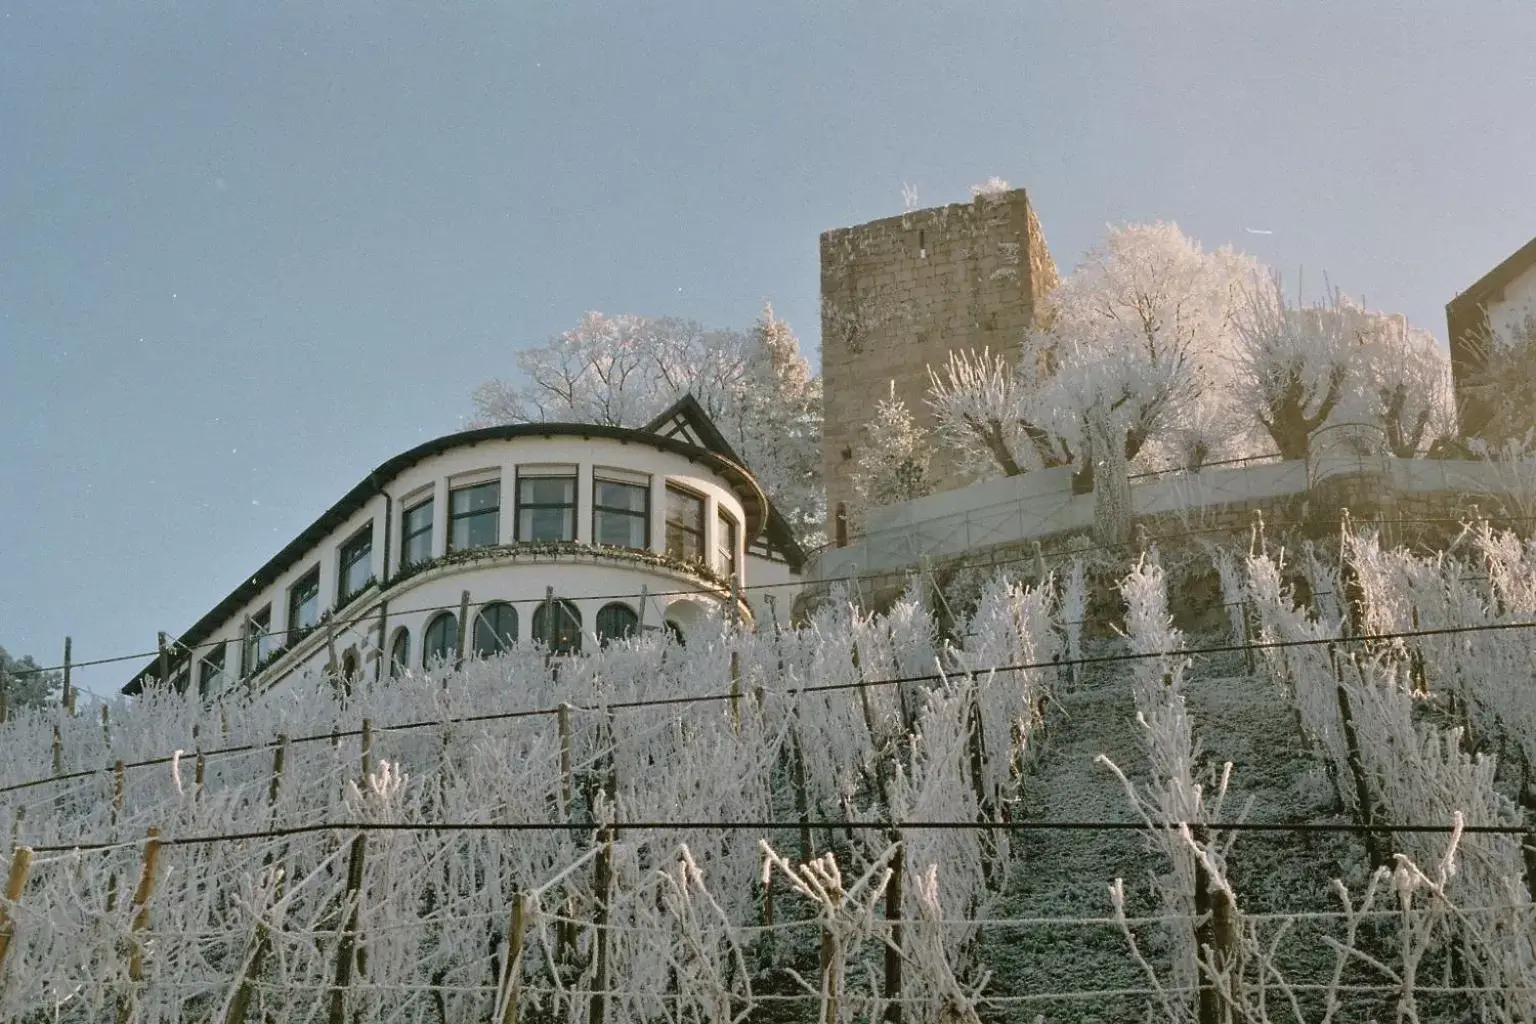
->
(0, 529, 1532, 1023)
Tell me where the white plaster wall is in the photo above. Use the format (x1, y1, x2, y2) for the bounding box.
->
(174, 434, 757, 697)
(1488, 262, 1536, 343)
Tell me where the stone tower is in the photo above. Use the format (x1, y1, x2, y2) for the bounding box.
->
(819, 187, 1058, 533)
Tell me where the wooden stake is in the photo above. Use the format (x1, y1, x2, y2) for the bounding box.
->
(328, 833, 368, 1024)
(590, 831, 613, 1024)
(497, 892, 527, 1024)
(51, 726, 62, 778)
(729, 650, 742, 733)
(157, 632, 171, 690)
(556, 704, 573, 819)
(361, 718, 374, 781)
(455, 589, 471, 670)
(62, 636, 74, 717)
(117, 828, 163, 1024)
(883, 837, 904, 1023)
(101, 704, 110, 746)
(0, 845, 33, 979)
(324, 617, 339, 690)
(636, 585, 649, 632)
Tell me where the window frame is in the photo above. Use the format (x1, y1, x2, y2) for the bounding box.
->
(422, 611, 458, 668)
(594, 602, 639, 645)
(592, 473, 650, 550)
(664, 484, 707, 564)
(337, 522, 374, 606)
(389, 627, 411, 678)
(287, 566, 321, 647)
(473, 601, 519, 657)
(243, 605, 274, 677)
(198, 643, 226, 697)
(716, 509, 738, 581)
(401, 496, 435, 570)
(448, 479, 501, 553)
(515, 469, 578, 543)
(531, 598, 582, 655)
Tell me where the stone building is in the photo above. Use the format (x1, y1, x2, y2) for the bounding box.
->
(819, 187, 1058, 539)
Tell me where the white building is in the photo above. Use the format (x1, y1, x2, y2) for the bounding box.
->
(1447, 234, 1536, 442)
(123, 396, 806, 697)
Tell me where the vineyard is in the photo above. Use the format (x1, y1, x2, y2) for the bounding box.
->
(1, 523, 1535, 1023)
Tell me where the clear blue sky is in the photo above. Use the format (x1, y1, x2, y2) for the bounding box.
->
(2, 1, 1530, 697)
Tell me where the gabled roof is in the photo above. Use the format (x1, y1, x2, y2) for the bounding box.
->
(124, 403, 787, 694)
(1447, 235, 1536, 327)
(642, 394, 809, 571)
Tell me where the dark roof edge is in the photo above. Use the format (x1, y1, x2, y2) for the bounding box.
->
(1446, 235, 1536, 320)
(125, 416, 772, 691)
(641, 394, 809, 570)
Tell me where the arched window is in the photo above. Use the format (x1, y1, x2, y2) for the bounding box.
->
(422, 612, 458, 667)
(531, 599, 582, 655)
(594, 602, 638, 645)
(474, 602, 518, 657)
(664, 620, 685, 647)
(389, 628, 411, 678)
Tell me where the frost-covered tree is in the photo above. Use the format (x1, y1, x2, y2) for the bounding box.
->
(1233, 280, 1454, 461)
(0, 644, 60, 710)
(1461, 310, 1536, 449)
(929, 223, 1253, 544)
(848, 382, 933, 516)
(471, 306, 825, 544)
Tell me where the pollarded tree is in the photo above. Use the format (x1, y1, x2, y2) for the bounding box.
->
(1230, 277, 1354, 461)
(470, 307, 826, 545)
(848, 382, 933, 517)
(1354, 310, 1456, 458)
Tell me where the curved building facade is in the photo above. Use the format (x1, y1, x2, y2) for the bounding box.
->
(124, 397, 805, 696)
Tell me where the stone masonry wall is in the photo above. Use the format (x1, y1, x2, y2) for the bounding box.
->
(819, 189, 1058, 528)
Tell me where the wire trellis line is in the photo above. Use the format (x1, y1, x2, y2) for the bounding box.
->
(6, 611, 1536, 799)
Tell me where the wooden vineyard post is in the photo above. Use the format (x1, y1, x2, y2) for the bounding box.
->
(1191, 826, 1239, 1024)
(117, 827, 163, 1024)
(556, 704, 574, 820)
(328, 832, 369, 1024)
(590, 831, 614, 1024)
(101, 704, 111, 746)
(324, 617, 339, 691)
(373, 600, 389, 684)
(361, 718, 374, 780)
(455, 589, 471, 670)
(62, 636, 74, 717)
(497, 892, 527, 1024)
(883, 836, 904, 1023)
(51, 726, 63, 778)
(0, 844, 33, 980)
(729, 650, 742, 733)
(1334, 679, 1383, 868)
(157, 632, 171, 689)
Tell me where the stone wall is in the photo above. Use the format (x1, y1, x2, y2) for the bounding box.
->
(819, 188, 1058, 526)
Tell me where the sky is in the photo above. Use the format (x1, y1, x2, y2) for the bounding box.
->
(2, 1, 1532, 698)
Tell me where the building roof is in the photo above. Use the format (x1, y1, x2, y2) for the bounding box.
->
(125, 398, 804, 693)
(1445, 235, 1536, 438)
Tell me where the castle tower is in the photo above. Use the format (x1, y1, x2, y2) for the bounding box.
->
(819, 187, 1058, 534)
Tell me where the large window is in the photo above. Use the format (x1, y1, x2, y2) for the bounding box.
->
(198, 644, 226, 698)
(531, 599, 582, 655)
(389, 628, 411, 678)
(449, 481, 500, 552)
(665, 485, 706, 563)
(474, 602, 518, 657)
(595, 602, 638, 645)
(423, 612, 458, 667)
(517, 473, 576, 542)
(243, 605, 274, 676)
(593, 476, 649, 549)
(337, 523, 374, 605)
(716, 510, 738, 581)
(402, 497, 434, 569)
(287, 567, 321, 646)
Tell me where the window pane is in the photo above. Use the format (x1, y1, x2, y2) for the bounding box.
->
(595, 603, 638, 644)
(596, 480, 646, 513)
(404, 529, 433, 566)
(289, 571, 320, 640)
(520, 477, 574, 505)
(666, 488, 704, 530)
(451, 481, 499, 514)
(404, 500, 433, 534)
(594, 509, 646, 548)
(451, 510, 499, 551)
(474, 603, 518, 656)
(520, 506, 574, 542)
(423, 613, 457, 666)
